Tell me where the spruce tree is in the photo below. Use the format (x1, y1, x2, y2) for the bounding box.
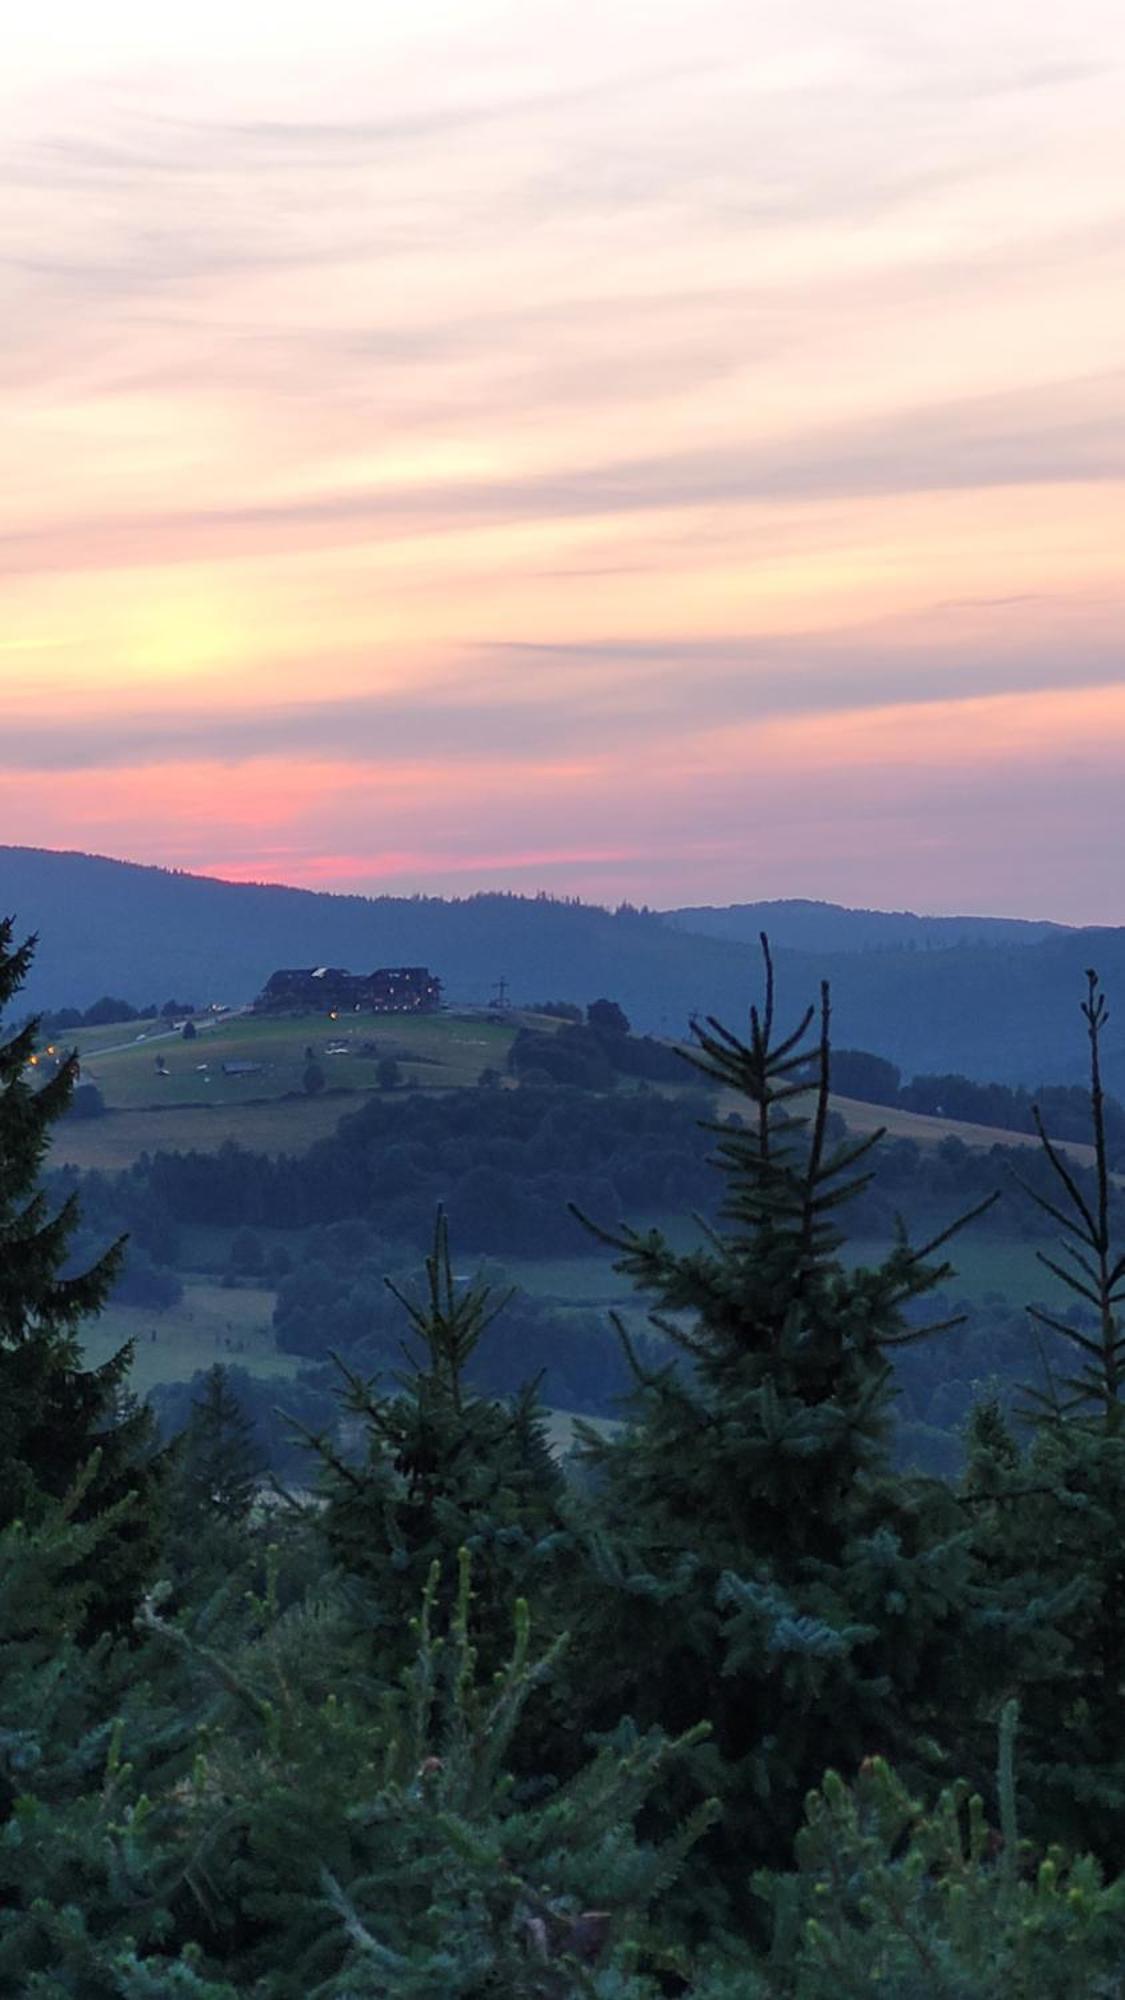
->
(754, 1707, 1125, 1999)
(107, 1550, 719, 1997)
(570, 940, 994, 1901)
(0, 1477, 207, 1994)
(967, 970, 1125, 1858)
(310, 1209, 569, 1674)
(0, 916, 163, 1633)
(163, 1364, 267, 1592)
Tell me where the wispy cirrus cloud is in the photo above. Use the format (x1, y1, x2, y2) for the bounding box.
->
(3, 369, 1123, 582)
(4, 591, 1124, 776)
(3, 0, 1125, 915)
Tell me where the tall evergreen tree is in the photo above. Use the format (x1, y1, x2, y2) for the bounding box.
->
(175, 1365, 264, 1523)
(967, 970, 1125, 1858)
(0, 916, 163, 1633)
(570, 940, 994, 1903)
(163, 1364, 267, 1593)
(310, 1209, 569, 1673)
(754, 1709, 1125, 2000)
(133, 1551, 720, 1997)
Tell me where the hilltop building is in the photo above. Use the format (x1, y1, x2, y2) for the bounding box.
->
(255, 965, 442, 1016)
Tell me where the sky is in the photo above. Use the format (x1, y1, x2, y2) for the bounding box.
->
(3, 1, 1124, 920)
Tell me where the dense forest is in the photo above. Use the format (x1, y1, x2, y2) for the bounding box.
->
(9, 911, 1125, 1994)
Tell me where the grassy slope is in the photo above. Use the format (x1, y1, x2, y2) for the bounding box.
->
(82, 1284, 293, 1396)
(57, 1084, 1078, 1174)
(50, 1003, 1086, 1175)
(55, 1013, 1080, 1398)
(829, 1091, 1098, 1167)
(67, 1008, 516, 1105)
(55, 1096, 361, 1170)
(50, 1009, 525, 1166)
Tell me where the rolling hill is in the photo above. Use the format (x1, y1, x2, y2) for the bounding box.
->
(40, 998, 1104, 1177)
(5, 844, 1125, 1089)
(663, 899, 1066, 953)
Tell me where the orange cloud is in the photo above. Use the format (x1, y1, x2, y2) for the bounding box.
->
(3, 5, 1125, 914)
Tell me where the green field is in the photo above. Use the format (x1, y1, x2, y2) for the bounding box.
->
(49, 1008, 531, 1167)
(53, 1094, 370, 1169)
(76, 1226, 1064, 1421)
(502, 1210, 706, 1311)
(830, 1091, 1099, 1167)
(846, 1231, 1066, 1307)
(46, 1009, 1097, 1184)
(509, 1221, 1067, 1318)
(80, 1281, 295, 1396)
(717, 1084, 1100, 1169)
(502, 1253, 635, 1305)
(67, 1009, 517, 1108)
(79, 1263, 632, 1448)
(79, 1242, 650, 1403)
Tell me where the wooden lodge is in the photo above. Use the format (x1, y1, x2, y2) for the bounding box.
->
(255, 965, 442, 1016)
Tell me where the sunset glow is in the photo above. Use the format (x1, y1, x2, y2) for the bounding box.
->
(4, 1, 1125, 916)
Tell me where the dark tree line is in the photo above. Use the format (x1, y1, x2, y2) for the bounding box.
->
(52, 1080, 1115, 1272)
(28, 993, 198, 1034)
(508, 1004, 690, 1090)
(109, 1086, 721, 1250)
(827, 1044, 1125, 1154)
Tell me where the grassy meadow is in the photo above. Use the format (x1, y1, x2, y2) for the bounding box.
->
(509, 1230, 1068, 1321)
(81, 1282, 294, 1396)
(846, 1231, 1067, 1308)
(67, 1007, 517, 1104)
(53, 1096, 361, 1170)
(76, 1226, 1063, 1422)
(46, 1003, 1093, 1179)
(830, 1090, 1100, 1168)
(50, 1008, 529, 1168)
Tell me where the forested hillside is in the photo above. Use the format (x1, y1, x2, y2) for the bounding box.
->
(664, 897, 1065, 952)
(9, 843, 1125, 1085)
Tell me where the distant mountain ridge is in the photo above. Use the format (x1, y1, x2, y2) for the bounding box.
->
(3, 844, 1123, 1092)
(1, 844, 759, 1030)
(663, 899, 1067, 953)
